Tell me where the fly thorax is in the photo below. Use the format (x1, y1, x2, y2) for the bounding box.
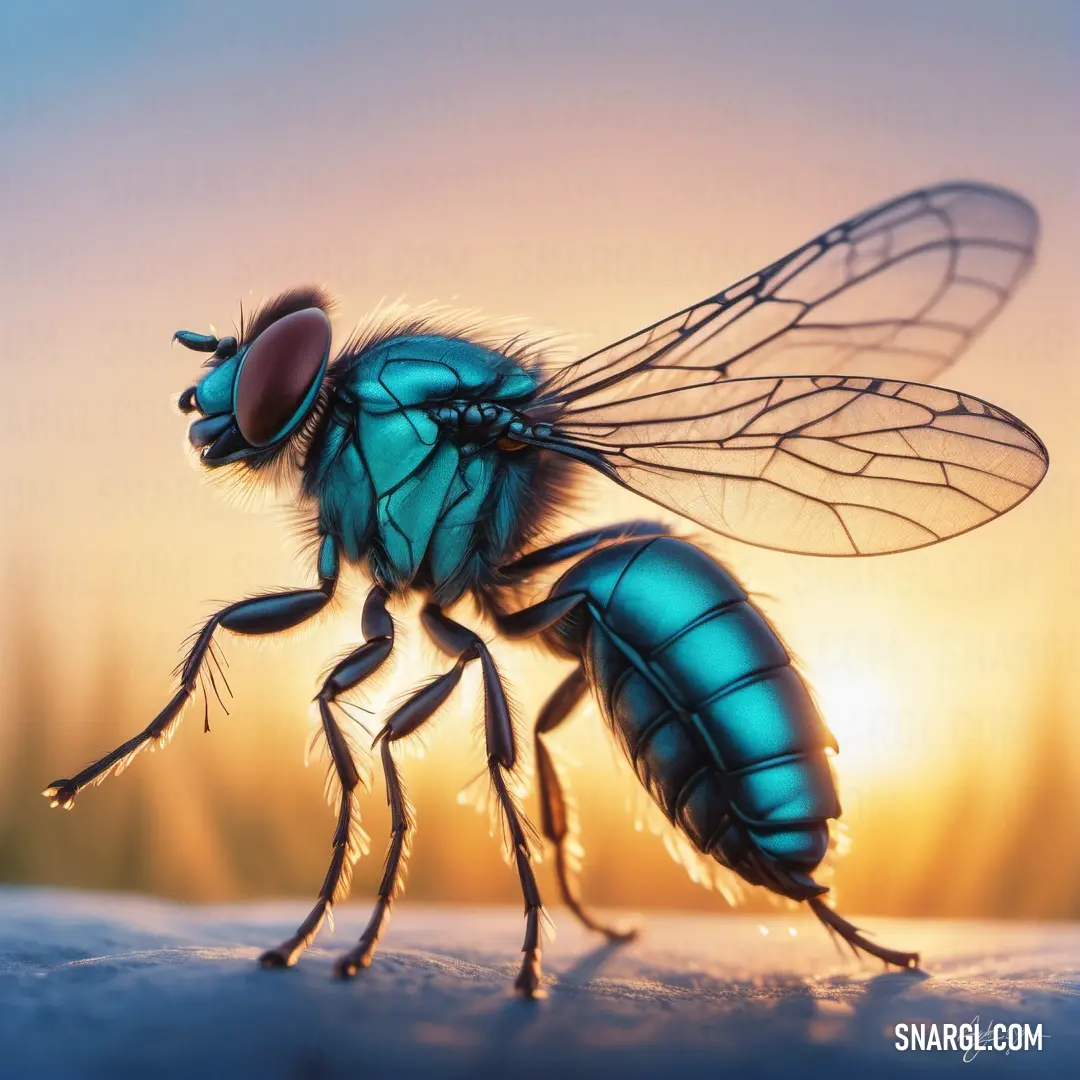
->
(323, 333, 540, 593)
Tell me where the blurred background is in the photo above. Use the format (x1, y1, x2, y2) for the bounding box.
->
(0, 0, 1077, 920)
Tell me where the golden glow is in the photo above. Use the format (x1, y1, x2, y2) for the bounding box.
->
(810, 661, 908, 780)
(0, 3, 1076, 921)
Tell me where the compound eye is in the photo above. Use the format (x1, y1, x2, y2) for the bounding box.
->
(234, 307, 332, 447)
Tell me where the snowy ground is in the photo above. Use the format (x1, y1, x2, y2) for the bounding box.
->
(1, 887, 1076, 1079)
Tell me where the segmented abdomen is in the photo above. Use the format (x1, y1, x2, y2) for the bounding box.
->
(552, 536, 841, 900)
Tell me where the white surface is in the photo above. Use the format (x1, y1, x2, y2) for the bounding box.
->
(1, 887, 1077, 1078)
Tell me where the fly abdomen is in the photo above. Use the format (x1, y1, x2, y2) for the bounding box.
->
(556, 535, 841, 900)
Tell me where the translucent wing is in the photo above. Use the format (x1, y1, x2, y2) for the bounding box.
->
(536, 376, 1047, 556)
(538, 182, 1038, 406)
(528, 182, 1046, 555)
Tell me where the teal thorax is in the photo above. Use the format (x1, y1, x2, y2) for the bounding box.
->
(309, 334, 539, 601)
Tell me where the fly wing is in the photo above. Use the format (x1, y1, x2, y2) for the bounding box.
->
(538, 376, 1047, 556)
(538, 182, 1038, 406)
(530, 182, 1046, 555)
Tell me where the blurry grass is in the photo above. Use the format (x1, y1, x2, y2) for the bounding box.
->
(0, 592, 1077, 920)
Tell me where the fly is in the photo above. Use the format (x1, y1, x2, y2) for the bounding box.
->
(44, 182, 1048, 997)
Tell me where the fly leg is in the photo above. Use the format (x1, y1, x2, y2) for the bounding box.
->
(422, 603, 547, 998)
(808, 897, 920, 970)
(493, 594, 638, 940)
(533, 666, 638, 943)
(333, 652, 473, 978)
(260, 584, 394, 969)
(498, 520, 670, 582)
(43, 535, 342, 810)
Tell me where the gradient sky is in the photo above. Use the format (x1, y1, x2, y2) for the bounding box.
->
(0, 1, 1077, 899)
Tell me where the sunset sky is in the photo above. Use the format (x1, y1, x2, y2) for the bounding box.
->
(0, 1, 1077, 915)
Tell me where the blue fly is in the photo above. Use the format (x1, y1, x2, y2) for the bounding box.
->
(44, 182, 1047, 996)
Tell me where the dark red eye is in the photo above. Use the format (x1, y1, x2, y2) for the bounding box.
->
(234, 307, 332, 446)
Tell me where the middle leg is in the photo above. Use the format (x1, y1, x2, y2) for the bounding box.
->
(423, 603, 547, 997)
(259, 584, 395, 968)
(334, 650, 474, 977)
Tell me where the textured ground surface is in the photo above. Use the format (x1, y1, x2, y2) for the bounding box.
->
(0, 887, 1077, 1079)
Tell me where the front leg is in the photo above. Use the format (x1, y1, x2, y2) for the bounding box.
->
(43, 535, 341, 810)
(260, 583, 395, 969)
(423, 604, 547, 998)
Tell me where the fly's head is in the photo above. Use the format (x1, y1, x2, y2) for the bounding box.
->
(176, 286, 334, 474)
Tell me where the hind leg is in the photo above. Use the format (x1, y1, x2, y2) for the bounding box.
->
(498, 520, 670, 582)
(492, 590, 638, 940)
(808, 897, 920, 970)
(534, 666, 638, 942)
(422, 603, 548, 997)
